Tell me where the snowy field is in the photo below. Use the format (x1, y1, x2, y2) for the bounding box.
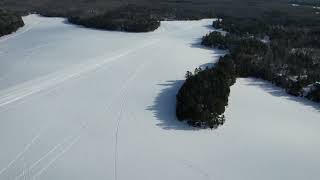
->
(0, 15, 320, 180)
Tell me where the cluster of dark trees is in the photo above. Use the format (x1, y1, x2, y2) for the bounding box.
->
(176, 55, 236, 129)
(306, 83, 320, 102)
(290, 0, 320, 6)
(212, 18, 269, 37)
(177, 13, 320, 128)
(207, 18, 320, 101)
(0, 9, 24, 37)
(176, 9, 320, 128)
(202, 31, 268, 54)
(68, 5, 161, 32)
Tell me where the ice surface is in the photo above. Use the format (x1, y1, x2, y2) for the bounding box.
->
(0, 15, 320, 180)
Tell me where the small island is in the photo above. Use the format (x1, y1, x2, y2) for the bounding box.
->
(176, 55, 236, 129)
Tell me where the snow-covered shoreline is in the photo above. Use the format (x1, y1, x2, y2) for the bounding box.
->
(0, 15, 320, 180)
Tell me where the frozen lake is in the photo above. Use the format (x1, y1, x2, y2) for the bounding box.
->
(0, 15, 320, 180)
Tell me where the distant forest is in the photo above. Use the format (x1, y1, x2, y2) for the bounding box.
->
(0, 0, 292, 18)
(1, 0, 320, 32)
(0, 0, 295, 32)
(67, 6, 161, 32)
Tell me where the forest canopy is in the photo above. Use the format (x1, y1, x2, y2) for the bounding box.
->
(177, 12, 320, 128)
(68, 5, 161, 32)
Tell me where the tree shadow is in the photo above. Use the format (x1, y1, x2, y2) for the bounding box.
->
(146, 80, 198, 131)
(147, 23, 228, 131)
(245, 78, 320, 112)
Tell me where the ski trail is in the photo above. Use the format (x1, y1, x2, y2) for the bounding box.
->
(0, 18, 198, 108)
(14, 42, 160, 180)
(0, 39, 160, 108)
(113, 84, 133, 180)
(28, 121, 88, 180)
(32, 134, 82, 180)
(0, 39, 159, 102)
(112, 43, 161, 180)
(114, 101, 125, 180)
(14, 120, 87, 180)
(103, 55, 156, 180)
(10, 34, 161, 180)
(0, 128, 44, 176)
(112, 68, 135, 180)
(113, 75, 136, 180)
(13, 135, 74, 180)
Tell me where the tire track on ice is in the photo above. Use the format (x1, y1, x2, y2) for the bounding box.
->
(13, 39, 161, 180)
(13, 122, 87, 180)
(0, 39, 160, 108)
(0, 129, 43, 176)
(13, 136, 70, 180)
(31, 133, 83, 180)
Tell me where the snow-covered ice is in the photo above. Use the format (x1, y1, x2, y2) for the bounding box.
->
(0, 15, 320, 180)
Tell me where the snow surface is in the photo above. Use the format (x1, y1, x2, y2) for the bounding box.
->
(0, 15, 320, 180)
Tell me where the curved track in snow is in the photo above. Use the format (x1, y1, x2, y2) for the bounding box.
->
(0, 39, 159, 108)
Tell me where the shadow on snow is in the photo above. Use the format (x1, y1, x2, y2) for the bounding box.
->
(148, 24, 319, 131)
(146, 80, 198, 131)
(147, 34, 227, 131)
(245, 78, 320, 112)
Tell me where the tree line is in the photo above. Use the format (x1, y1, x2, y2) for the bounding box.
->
(177, 14, 320, 128)
(68, 5, 161, 32)
(208, 18, 320, 100)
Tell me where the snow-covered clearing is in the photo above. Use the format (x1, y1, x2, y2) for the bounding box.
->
(0, 15, 320, 180)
